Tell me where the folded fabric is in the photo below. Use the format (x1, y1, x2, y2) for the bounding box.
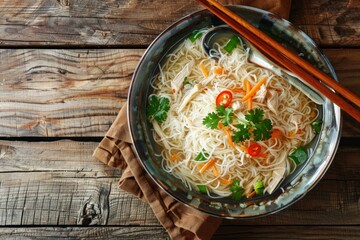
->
(93, 1, 292, 239)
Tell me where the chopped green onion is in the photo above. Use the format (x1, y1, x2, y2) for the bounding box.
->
(312, 119, 323, 134)
(188, 30, 202, 43)
(197, 185, 207, 193)
(254, 180, 264, 195)
(224, 36, 240, 53)
(183, 77, 190, 86)
(230, 180, 244, 200)
(195, 150, 208, 161)
(289, 146, 308, 165)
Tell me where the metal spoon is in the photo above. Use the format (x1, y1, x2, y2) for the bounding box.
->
(202, 25, 325, 105)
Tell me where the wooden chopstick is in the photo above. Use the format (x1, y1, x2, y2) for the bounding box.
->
(196, 0, 360, 122)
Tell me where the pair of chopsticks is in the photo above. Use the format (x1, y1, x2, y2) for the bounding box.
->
(196, 0, 360, 122)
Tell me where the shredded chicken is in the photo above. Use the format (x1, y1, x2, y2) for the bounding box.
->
(178, 83, 204, 112)
(266, 151, 287, 194)
(171, 59, 194, 94)
(231, 101, 242, 111)
(255, 84, 267, 103)
(267, 90, 279, 114)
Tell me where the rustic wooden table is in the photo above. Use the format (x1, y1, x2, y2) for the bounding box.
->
(0, 0, 359, 239)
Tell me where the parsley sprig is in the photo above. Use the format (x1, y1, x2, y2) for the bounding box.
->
(203, 107, 272, 142)
(233, 108, 273, 142)
(202, 106, 233, 129)
(147, 95, 170, 123)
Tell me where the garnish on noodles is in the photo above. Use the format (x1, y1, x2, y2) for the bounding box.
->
(147, 28, 321, 200)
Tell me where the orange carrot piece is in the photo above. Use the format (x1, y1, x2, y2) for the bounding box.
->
(218, 122, 235, 148)
(199, 159, 216, 174)
(246, 190, 256, 198)
(219, 178, 232, 185)
(169, 154, 179, 161)
(197, 163, 205, 170)
(200, 63, 209, 77)
(229, 87, 246, 94)
(241, 76, 267, 101)
(271, 129, 283, 138)
(258, 152, 268, 158)
(214, 67, 223, 74)
(246, 79, 252, 110)
(212, 165, 220, 177)
(310, 111, 317, 118)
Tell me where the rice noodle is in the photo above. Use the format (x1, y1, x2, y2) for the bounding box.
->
(149, 28, 317, 198)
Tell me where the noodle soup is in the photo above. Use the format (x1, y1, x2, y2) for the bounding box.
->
(146, 28, 321, 200)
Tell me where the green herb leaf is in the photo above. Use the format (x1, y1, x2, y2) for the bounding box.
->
(183, 77, 191, 86)
(224, 36, 240, 53)
(253, 118, 273, 141)
(195, 150, 208, 161)
(216, 106, 233, 126)
(232, 124, 251, 143)
(147, 95, 170, 123)
(188, 30, 202, 43)
(289, 146, 308, 165)
(312, 119, 323, 134)
(245, 108, 264, 124)
(254, 180, 264, 195)
(230, 180, 244, 200)
(202, 112, 221, 129)
(197, 185, 207, 193)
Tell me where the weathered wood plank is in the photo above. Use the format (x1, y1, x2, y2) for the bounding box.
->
(0, 226, 169, 239)
(0, 140, 359, 180)
(0, 226, 358, 240)
(290, 0, 360, 47)
(0, 49, 143, 137)
(0, 172, 358, 226)
(0, 48, 359, 137)
(0, 0, 358, 47)
(0, 173, 159, 226)
(0, 141, 359, 226)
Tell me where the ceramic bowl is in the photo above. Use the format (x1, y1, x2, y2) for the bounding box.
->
(127, 5, 341, 218)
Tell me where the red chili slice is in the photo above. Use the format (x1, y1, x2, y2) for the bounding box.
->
(248, 143, 261, 157)
(216, 90, 233, 107)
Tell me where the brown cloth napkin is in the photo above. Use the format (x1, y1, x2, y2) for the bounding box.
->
(93, 1, 291, 239)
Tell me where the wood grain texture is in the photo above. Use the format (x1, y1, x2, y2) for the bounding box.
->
(0, 48, 359, 137)
(0, 227, 169, 239)
(290, 0, 360, 47)
(0, 49, 143, 137)
(0, 140, 359, 180)
(0, 226, 358, 240)
(0, 0, 358, 47)
(0, 140, 359, 226)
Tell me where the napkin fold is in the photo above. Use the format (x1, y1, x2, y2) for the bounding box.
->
(93, 1, 291, 239)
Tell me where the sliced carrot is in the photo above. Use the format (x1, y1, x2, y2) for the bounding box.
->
(200, 63, 209, 77)
(246, 190, 256, 198)
(271, 129, 283, 138)
(289, 129, 303, 137)
(241, 76, 267, 101)
(219, 178, 232, 185)
(310, 111, 317, 118)
(240, 146, 248, 152)
(245, 79, 252, 110)
(169, 154, 179, 161)
(212, 165, 220, 177)
(228, 87, 246, 94)
(199, 159, 216, 174)
(258, 152, 268, 158)
(218, 122, 235, 148)
(197, 163, 205, 170)
(214, 67, 223, 75)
